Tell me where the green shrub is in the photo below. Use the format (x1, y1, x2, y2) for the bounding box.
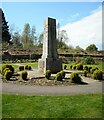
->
(25, 65, 32, 70)
(64, 65, 67, 69)
(60, 70, 65, 79)
(25, 65, 28, 70)
(83, 56, 95, 64)
(70, 65, 73, 69)
(76, 63, 83, 70)
(28, 65, 32, 70)
(4, 69, 12, 80)
(45, 70, 51, 79)
(55, 72, 63, 81)
(3, 68, 10, 76)
(84, 66, 88, 71)
(19, 66, 24, 71)
(92, 70, 103, 80)
(2, 64, 14, 75)
(73, 65, 76, 70)
(21, 70, 28, 80)
(90, 67, 98, 74)
(70, 72, 82, 83)
(88, 67, 92, 73)
(83, 70, 88, 77)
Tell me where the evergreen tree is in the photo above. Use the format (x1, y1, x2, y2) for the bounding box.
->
(1, 9, 11, 44)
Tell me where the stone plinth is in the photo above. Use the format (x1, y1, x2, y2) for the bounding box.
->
(38, 17, 62, 73)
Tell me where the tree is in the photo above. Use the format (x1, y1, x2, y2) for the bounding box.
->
(1, 9, 11, 44)
(22, 23, 31, 49)
(86, 44, 98, 52)
(37, 32, 43, 48)
(75, 45, 83, 51)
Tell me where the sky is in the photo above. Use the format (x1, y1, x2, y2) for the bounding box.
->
(1, 1, 103, 50)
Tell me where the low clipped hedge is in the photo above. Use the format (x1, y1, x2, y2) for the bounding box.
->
(70, 72, 82, 83)
(60, 70, 65, 79)
(21, 70, 28, 80)
(45, 70, 51, 80)
(92, 70, 103, 80)
(55, 72, 63, 81)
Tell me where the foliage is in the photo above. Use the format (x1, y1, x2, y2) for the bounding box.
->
(84, 66, 88, 71)
(25, 65, 32, 70)
(55, 72, 63, 81)
(73, 65, 76, 70)
(19, 66, 24, 71)
(70, 72, 82, 83)
(1, 9, 11, 44)
(76, 63, 83, 70)
(70, 65, 73, 69)
(83, 56, 95, 65)
(64, 65, 67, 69)
(75, 57, 82, 64)
(86, 44, 98, 51)
(60, 70, 65, 79)
(92, 70, 103, 80)
(83, 70, 88, 77)
(4, 69, 12, 80)
(21, 70, 28, 80)
(88, 67, 92, 73)
(90, 67, 98, 74)
(45, 70, 51, 80)
(2, 64, 14, 75)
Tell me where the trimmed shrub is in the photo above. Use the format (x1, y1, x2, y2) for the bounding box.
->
(45, 70, 51, 79)
(4, 69, 12, 80)
(28, 65, 32, 70)
(92, 70, 103, 80)
(2, 64, 14, 75)
(60, 70, 65, 79)
(76, 63, 83, 70)
(84, 66, 88, 71)
(88, 67, 92, 73)
(25, 65, 32, 70)
(3, 68, 10, 76)
(19, 66, 24, 71)
(83, 56, 95, 65)
(55, 72, 63, 81)
(21, 70, 28, 80)
(64, 65, 67, 69)
(73, 65, 76, 70)
(70, 72, 82, 83)
(83, 70, 88, 77)
(25, 65, 28, 70)
(90, 67, 98, 74)
(70, 65, 73, 69)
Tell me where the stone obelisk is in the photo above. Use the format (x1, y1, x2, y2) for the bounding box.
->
(38, 17, 62, 73)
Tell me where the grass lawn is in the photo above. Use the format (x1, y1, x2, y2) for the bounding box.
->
(2, 93, 102, 118)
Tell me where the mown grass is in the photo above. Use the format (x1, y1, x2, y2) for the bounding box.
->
(2, 93, 102, 118)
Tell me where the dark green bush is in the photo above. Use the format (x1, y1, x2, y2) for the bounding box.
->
(64, 65, 67, 69)
(84, 66, 88, 71)
(92, 70, 103, 80)
(83, 56, 95, 64)
(25, 65, 32, 70)
(70, 65, 73, 69)
(76, 63, 83, 70)
(88, 67, 92, 73)
(3, 68, 10, 76)
(90, 67, 98, 74)
(19, 66, 24, 71)
(70, 72, 82, 83)
(2, 64, 14, 75)
(60, 70, 65, 79)
(21, 70, 28, 80)
(25, 65, 28, 70)
(28, 65, 32, 70)
(83, 70, 88, 77)
(55, 72, 63, 81)
(73, 65, 76, 70)
(4, 69, 12, 80)
(45, 70, 51, 79)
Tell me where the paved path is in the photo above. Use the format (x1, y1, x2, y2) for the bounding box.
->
(2, 80, 102, 96)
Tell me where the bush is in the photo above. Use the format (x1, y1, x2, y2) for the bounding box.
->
(88, 67, 92, 73)
(28, 65, 32, 70)
(83, 70, 88, 77)
(2, 64, 14, 75)
(90, 67, 98, 74)
(73, 65, 76, 70)
(83, 56, 95, 65)
(84, 66, 88, 71)
(45, 70, 51, 79)
(3, 68, 10, 76)
(76, 63, 83, 70)
(25, 65, 28, 70)
(60, 70, 65, 79)
(21, 70, 28, 80)
(70, 65, 73, 69)
(4, 69, 12, 80)
(92, 70, 103, 80)
(19, 66, 24, 71)
(55, 72, 63, 81)
(70, 72, 82, 83)
(64, 65, 67, 69)
(25, 65, 32, 70)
